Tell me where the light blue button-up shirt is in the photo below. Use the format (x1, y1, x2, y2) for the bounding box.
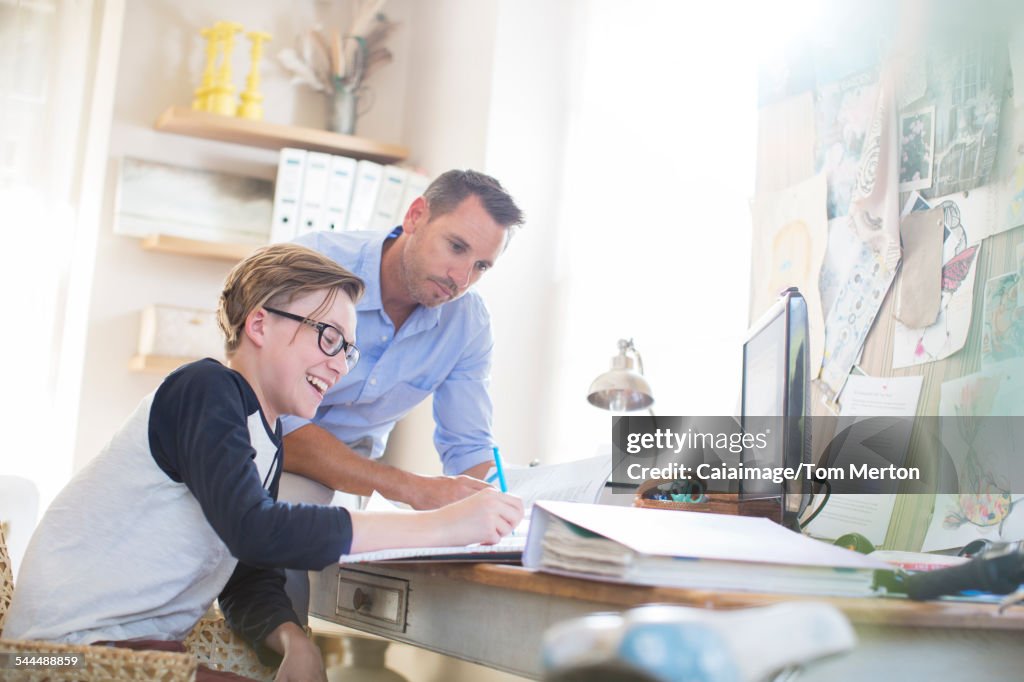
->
(281, 228, 496, 475)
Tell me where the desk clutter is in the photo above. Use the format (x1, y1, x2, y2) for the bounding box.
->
(269, 149, 429, 243)
(543, 603, 855, 682)
(634, 478, 784, 523)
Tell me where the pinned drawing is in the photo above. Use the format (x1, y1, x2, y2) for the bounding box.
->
(922, 362, 1024, 551)
(749, 173, 828, 379)
(819, 216, 863, 315)
(819, 71, 901, 399)
(1018, 244, 1024, 307)
(998, 108, 1024, 233)
(981, 272, 1024, 367)
(814, 69, 880, 219)
(893, 198, 983, 368)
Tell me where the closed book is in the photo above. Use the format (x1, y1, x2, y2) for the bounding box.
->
(323, 155, 358, 232)
(269, 148, 307, 243)
(523, 501, 888, 597)
(344, 160, 383, 231)
(296, 152, 331, 235)
(369, 165, 408, 231)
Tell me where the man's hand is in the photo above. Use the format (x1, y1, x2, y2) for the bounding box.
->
(405, 473, 492, 510)
(265, 622, 326, 682)
(284, 424, 502, 509)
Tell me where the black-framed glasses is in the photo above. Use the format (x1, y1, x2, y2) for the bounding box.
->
(264, 306, 360, 367)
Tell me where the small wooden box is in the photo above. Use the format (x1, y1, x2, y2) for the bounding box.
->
(138, 304, 224, 360)
(633, 479, 783, 523)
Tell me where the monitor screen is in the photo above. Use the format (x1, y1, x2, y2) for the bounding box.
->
(741, 287, 810, 528)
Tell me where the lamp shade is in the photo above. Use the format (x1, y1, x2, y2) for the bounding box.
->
(586, 339, 654, 412)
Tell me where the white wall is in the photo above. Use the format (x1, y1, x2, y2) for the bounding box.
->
(379, 0, 502, 473)
(381, 0, 577, 474)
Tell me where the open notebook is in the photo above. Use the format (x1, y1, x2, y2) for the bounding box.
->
(338, 455, 611, 564)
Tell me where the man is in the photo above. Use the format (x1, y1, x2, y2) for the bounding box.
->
(283, 169, 525, 509)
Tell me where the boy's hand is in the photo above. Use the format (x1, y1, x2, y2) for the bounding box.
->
(266, 622, 326, 682)
(430, 487, 525, 546)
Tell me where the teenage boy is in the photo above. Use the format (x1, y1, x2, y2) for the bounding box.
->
(5, 244, 523, 682)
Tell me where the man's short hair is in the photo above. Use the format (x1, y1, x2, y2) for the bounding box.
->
(217, 243, 365, 356)
(423, 169, 525, 230)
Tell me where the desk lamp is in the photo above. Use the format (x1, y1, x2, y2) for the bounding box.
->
(586, 339, 654, 414)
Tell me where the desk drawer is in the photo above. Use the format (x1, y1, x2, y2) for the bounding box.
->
(335, 568, 409, 633)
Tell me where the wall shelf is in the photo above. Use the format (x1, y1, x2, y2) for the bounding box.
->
(140, 234, 260, 262)
(155, 106, 409, 164)
(128, 354, 199, 375)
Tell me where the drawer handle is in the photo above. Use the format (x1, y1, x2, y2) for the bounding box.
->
(353, 587, 373, 612)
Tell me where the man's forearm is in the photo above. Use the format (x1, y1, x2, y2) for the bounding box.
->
(461, 461, 491, 479)
(282, 423, 493, 509)
(283, 423, 416, 499)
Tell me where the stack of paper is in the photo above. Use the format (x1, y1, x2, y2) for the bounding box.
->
(337, 456, 611, 564)
(524, 501, 889, 597)
(339, 535, 526, 564)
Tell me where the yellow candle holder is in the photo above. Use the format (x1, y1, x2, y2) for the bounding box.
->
(238, 31, 272, 120)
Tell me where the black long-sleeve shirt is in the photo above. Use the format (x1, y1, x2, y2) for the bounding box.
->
(5, 359, 351, 652)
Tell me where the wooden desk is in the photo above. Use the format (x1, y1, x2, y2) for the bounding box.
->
(310, 562, 1024, 680)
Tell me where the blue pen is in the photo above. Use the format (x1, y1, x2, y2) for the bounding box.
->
(492, 446, 508, 493)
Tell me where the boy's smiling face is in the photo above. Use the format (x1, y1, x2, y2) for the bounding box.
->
(258, 287, 357, 423)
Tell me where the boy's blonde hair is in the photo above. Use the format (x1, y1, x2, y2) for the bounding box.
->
(217, 243, 365, 356)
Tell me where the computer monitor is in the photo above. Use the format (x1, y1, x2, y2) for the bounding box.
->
(741, 286, 811, 529)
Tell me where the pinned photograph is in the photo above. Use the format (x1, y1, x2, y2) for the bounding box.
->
(899, 106, 935, 192)
(923, 41, 1008, 199)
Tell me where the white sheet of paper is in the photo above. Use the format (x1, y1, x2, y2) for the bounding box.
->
(839, 374, 924, 415)
(488, 454, 611, 510)
(348, 491, 529, 563)
(804, 375, 923, 545)
(363, 490, 412, 512)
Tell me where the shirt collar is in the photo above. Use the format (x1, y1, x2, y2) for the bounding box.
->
(355, 227, 402, 313)
(359, 226, 442, 335)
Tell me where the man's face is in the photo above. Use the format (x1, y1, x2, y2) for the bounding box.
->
(399, 194, 506, 307)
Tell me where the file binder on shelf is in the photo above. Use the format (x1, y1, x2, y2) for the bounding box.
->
(344, 160, 384, 232)
(269, 147, 306, 243)
(296, 151, 331, 235)
(397, 170, 430, 219)
(369, 165, 408, 231)
(324, 155, 357, 232)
